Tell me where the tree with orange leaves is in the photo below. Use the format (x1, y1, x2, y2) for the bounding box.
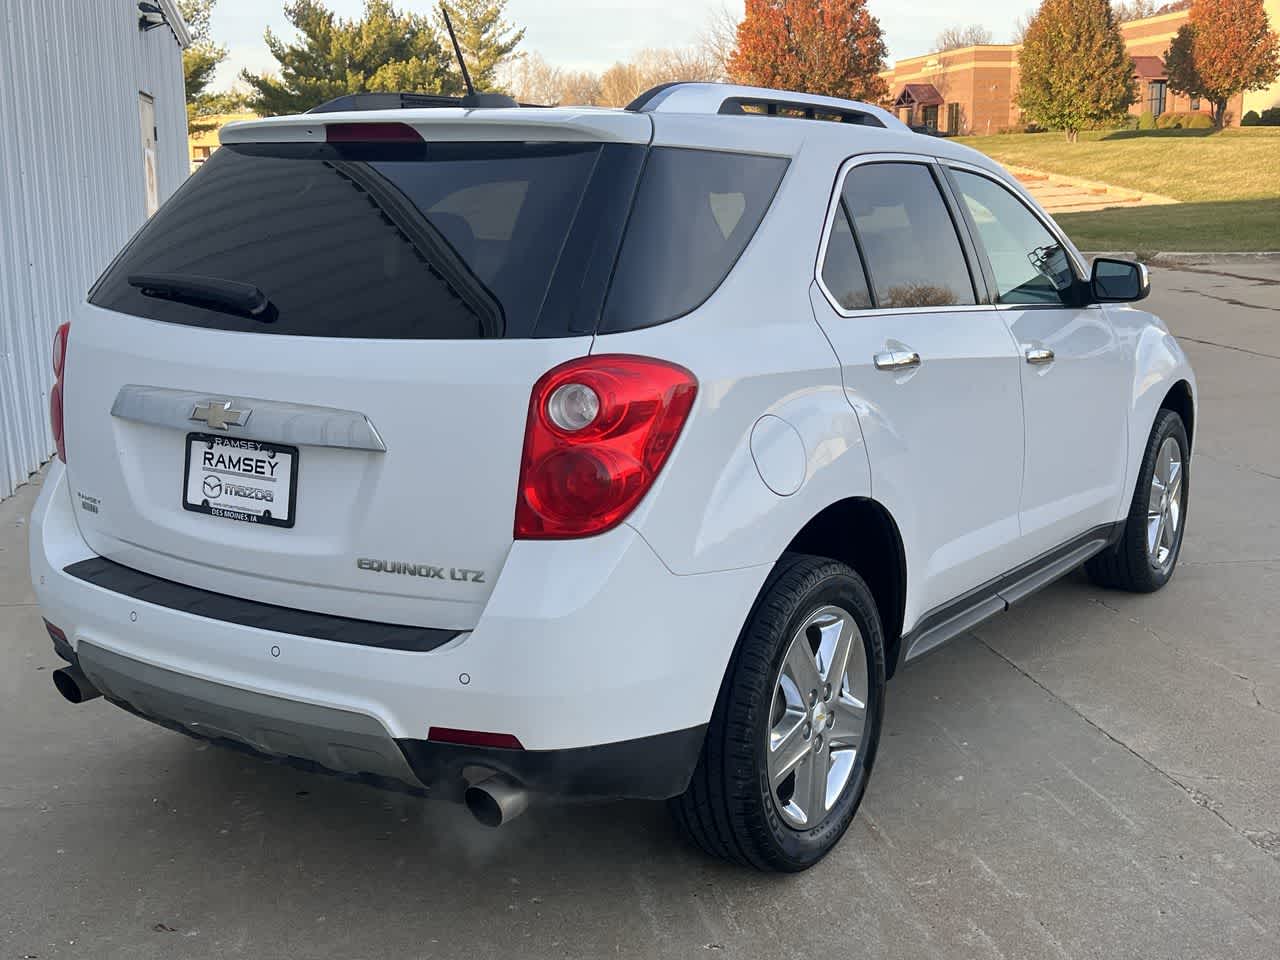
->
(727, 0, 889, 102)
(1164, 0, 1280, 128)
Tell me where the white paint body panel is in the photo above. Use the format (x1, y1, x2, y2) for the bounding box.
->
(808, 289, 1027, 626)
(31, 100, 1196, 759)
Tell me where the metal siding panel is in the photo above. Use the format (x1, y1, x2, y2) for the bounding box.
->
(0, 0, 188, 499)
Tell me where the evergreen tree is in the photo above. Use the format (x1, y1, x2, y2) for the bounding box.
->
(1017, 0, 1136, 140)
(440, 0, 525, 92)
(178, 0, 241, 131)
(1165, 0, 1280, 127)
(240, 0, 461, 115)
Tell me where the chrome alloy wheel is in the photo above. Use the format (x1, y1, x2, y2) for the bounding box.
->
(1147, 436, 1184, 571)
(767, 605, 869, 829)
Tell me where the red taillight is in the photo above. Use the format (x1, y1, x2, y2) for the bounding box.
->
(52, 321, 69, 378)
(50, 382, 66, 463)
(325, 122, 423, 143)
(50, 321, 70, 463)
(428, 727, 524, 750)
(515, 355, 697, 539)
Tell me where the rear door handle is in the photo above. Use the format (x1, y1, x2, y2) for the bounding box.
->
(1025, 347, 1055, 365)
(873, 350, 922, 371)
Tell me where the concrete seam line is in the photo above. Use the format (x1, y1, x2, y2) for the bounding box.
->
(972, 634, 1276, 858)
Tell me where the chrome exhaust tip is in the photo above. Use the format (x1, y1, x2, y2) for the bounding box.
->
(52, 665, 101, 704)
(464, 774, 529, 827)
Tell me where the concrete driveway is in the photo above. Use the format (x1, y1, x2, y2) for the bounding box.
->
(3, 263, 1278, 959)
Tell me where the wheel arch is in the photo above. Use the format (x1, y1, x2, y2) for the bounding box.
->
(782, 497, 908, 678)
(1160, 378, 1195, 453)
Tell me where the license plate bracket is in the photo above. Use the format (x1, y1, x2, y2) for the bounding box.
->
(183, 432, 299, 528)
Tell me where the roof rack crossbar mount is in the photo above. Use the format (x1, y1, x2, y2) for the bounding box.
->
(625, 82, 907, 131)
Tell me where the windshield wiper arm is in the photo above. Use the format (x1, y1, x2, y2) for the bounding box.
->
(128, 273, 276, 321)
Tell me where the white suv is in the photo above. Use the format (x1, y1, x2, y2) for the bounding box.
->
(31, 83, 1195, 871)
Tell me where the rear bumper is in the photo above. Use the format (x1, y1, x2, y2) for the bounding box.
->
(32, 463, 766, 799)
(61, 640, 704, 800)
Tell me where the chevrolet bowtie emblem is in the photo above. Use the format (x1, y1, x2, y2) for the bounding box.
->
(190, 399, 250, 431)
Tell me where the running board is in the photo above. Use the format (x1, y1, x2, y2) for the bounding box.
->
(900, 523, 1122, 666)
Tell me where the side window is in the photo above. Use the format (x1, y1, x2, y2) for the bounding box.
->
(841, 162, 976, 309)
(820, 202, 873, 310)
(600, 147, 789, 333)
(951, 170, 1076, 306)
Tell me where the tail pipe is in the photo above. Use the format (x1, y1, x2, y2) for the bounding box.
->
(464, 774, 529, 827)
(52, 665, 101, 704)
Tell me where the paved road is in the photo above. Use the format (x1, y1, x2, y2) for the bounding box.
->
(2, 263, 1278, 959)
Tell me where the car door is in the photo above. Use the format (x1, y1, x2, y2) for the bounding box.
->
(809, 156, 1026, 629)
(944, 164, 1129, 558)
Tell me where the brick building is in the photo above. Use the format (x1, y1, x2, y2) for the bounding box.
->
(879, 5, 1271, 135)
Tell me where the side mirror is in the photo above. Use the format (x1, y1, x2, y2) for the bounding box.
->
(1090, 257, 1150, 303)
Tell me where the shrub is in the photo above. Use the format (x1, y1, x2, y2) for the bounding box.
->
(1154, 112, 1213, 129)
(1137, 109, 1157, 130)
(1261, 107, 1280, 125)
(1242, 110, 1261, 126)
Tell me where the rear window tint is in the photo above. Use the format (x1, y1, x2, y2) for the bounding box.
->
(89, 141, 643, 339)
(599, 147, 789, 333)
(841, 162, 976, 309)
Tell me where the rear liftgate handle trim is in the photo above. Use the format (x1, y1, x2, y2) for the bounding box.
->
(111, 384, 387, 452)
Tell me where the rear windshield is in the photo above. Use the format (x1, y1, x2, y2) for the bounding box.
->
(89, 140, 642, 339)
(90, 139, 786, 339)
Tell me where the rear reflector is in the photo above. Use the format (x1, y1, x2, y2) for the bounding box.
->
(325, 122, 423, 143)
(428, 727, 524, 750)
(43, 619, 68, 646)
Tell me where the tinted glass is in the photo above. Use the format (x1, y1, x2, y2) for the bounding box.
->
(600, 147, 789, 333)
(841, 163, 976, 309)
(820, 204, 873, 310)
(952, 170, 1076, 306)
(90, 141, 642, 339)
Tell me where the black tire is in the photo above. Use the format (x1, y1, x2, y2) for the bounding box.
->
(1086, 409, 1189, 593)
(669, 553, 886, 872)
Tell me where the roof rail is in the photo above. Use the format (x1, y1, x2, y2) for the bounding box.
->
(308, 91, 525, 114)
(625, 82, 907, 131)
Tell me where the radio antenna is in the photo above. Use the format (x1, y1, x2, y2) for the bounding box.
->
(440, 4, 475, 98)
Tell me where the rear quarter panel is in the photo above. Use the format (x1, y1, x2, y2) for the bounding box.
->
(598, 139, 872, 576)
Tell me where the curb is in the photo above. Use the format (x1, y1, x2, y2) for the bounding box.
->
(1082, 251, 1280, 265)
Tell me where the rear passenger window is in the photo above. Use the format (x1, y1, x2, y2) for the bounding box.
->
(840, 163, 976, 309)
(600, 147, 788, 333)
(820, 203, 873, 310)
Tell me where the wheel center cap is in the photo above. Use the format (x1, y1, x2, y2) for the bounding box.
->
(812, 701, 829, 730)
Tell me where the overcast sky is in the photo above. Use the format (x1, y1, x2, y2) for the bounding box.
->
(209, 0, 1034, 91)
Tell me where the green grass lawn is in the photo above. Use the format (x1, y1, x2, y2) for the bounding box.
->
(954, 128, 1280, 251)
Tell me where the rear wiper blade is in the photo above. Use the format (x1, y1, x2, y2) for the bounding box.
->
(128, 273, 276, 321)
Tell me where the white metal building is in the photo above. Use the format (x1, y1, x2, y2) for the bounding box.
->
(0, 0, 190, 499)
